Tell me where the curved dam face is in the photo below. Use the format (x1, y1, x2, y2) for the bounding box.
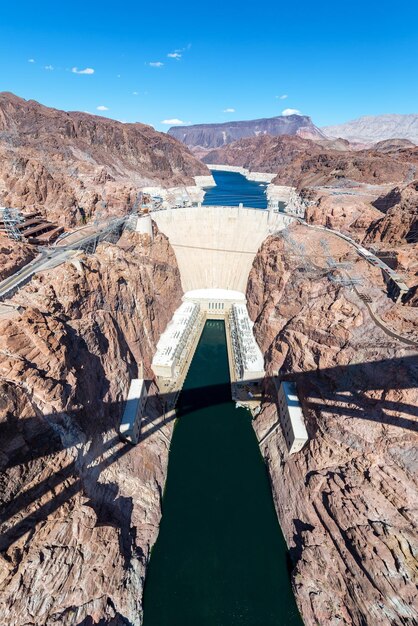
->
(152, 205, 291, 292)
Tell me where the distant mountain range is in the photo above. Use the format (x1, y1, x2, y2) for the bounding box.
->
(168, 113, 418, 150)
(322, 114, 418, 144)
(168, 115, 326, 149)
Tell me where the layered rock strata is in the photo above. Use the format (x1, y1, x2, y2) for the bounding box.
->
(246, 227, 418, 626)
(203, 134, 418, 187)
(0, 92, 209, 227)
(0, 225, 182, 624)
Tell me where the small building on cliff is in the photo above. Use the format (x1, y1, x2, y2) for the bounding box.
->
(277, 381, 308, 454)
(119, 377, 148, 444)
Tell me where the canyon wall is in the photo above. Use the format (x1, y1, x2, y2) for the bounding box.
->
(0, 92, 209, 226)
(0, 224, 183, 625)
(246, 228, 418, 626)
(203, 134, 418, 187)
(0, 233, 36, 281)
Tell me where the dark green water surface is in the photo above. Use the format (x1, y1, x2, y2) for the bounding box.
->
(142, 321, 303, 626)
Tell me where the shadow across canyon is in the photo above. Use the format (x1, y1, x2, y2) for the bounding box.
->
(0, 353, 417, 559)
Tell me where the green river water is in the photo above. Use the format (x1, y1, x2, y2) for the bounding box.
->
(142, 320, 303, 626)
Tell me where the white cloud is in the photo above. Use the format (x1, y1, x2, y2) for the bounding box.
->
(44, 65, 54, 71)
(277, 94, 288, 100)
(282, 108, 302, 116)
(167, 44, 191, 60)
(132, 91, 139, 95)
(161, 118, 185, 125)
(97, 105, 109, 111)
(28, 58, 35, 63)
(149, 61, 164, 67)
(223, 108, 235, 113)
(72, 67, 95, 75)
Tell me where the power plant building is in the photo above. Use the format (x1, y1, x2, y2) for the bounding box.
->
(229, 303, 265, 382)
(277, 381, 308, 454)
(183, 288, 246, 318)
(152, 301, 201, 378)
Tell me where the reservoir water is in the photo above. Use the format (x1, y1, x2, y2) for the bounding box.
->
(202, 169, 268, 208)
(142, 321, 303, 626)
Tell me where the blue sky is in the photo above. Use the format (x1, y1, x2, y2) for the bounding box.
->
(1, 0, 417, 132)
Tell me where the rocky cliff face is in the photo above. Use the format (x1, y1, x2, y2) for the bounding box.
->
(304, 193, 384, 241)
(246, 227, 418, 626)
(203, 135, 321, 173)
(0, 92, 209, 226)
(0, 233, 36, 281)
(203, 134, 418, 187)
(168, 114, 325, 149)
(365, 180, 418, 246)
(0, 224, 183, 624)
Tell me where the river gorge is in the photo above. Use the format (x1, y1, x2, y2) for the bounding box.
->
(0, 167, 416, 626)
(142, 320, 302, 625)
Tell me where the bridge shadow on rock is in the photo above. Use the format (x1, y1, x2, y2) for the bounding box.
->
(0, 354, 417, 560)
(0, 396, 166, 557)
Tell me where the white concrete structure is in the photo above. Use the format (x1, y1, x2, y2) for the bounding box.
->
(119, 378, 148, 444)
(152, 302, 200, 378)
(206, 164, 276, 183)
(277, 381, 308, 454)
(266, 185, 306, 217)
(135, 212, 153, 239)
(194, 174, 216, 188)
(142, 183, 208, 207)
(228, 303, 265, 382)
(183, 288, 246, 318)
(152, 205, 293, 293)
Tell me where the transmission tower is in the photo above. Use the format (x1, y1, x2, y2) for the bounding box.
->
(2, 208, 23, 240)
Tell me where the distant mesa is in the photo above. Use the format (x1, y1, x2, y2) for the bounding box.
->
(167, 114, 326, 149)
(322, 114, 418, 145)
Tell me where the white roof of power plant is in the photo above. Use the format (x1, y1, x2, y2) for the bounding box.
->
(232, 303, 264, 374)
(281, 381, 308, 440)
(183, 289, 246, 302)
(152, 301, 199, 369)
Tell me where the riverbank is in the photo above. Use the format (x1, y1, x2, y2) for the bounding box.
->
(207, 163, 276, 183)
(142, 173, 216, 208)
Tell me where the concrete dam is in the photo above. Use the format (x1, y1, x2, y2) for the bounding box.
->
(151, 205, 293, 293)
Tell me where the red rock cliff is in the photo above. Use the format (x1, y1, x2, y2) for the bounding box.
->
(246, 228, 418, 626)
(0, 225, 182, 624)
(0, 92, 209, 226)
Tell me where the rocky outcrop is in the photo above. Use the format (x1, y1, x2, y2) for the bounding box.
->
(0, 233, 36, 281)
(0, 225, 183, 624)
(203, 135, 323, 173)
(365, 180, 418, 246)
(305, 193, 383, 240)
(168, 114, 325, 149)
(0, 92, 209, 226)
(323, 114, 418, 145)
(203, 134, 418, 187)
(246, 228, 418, 626)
